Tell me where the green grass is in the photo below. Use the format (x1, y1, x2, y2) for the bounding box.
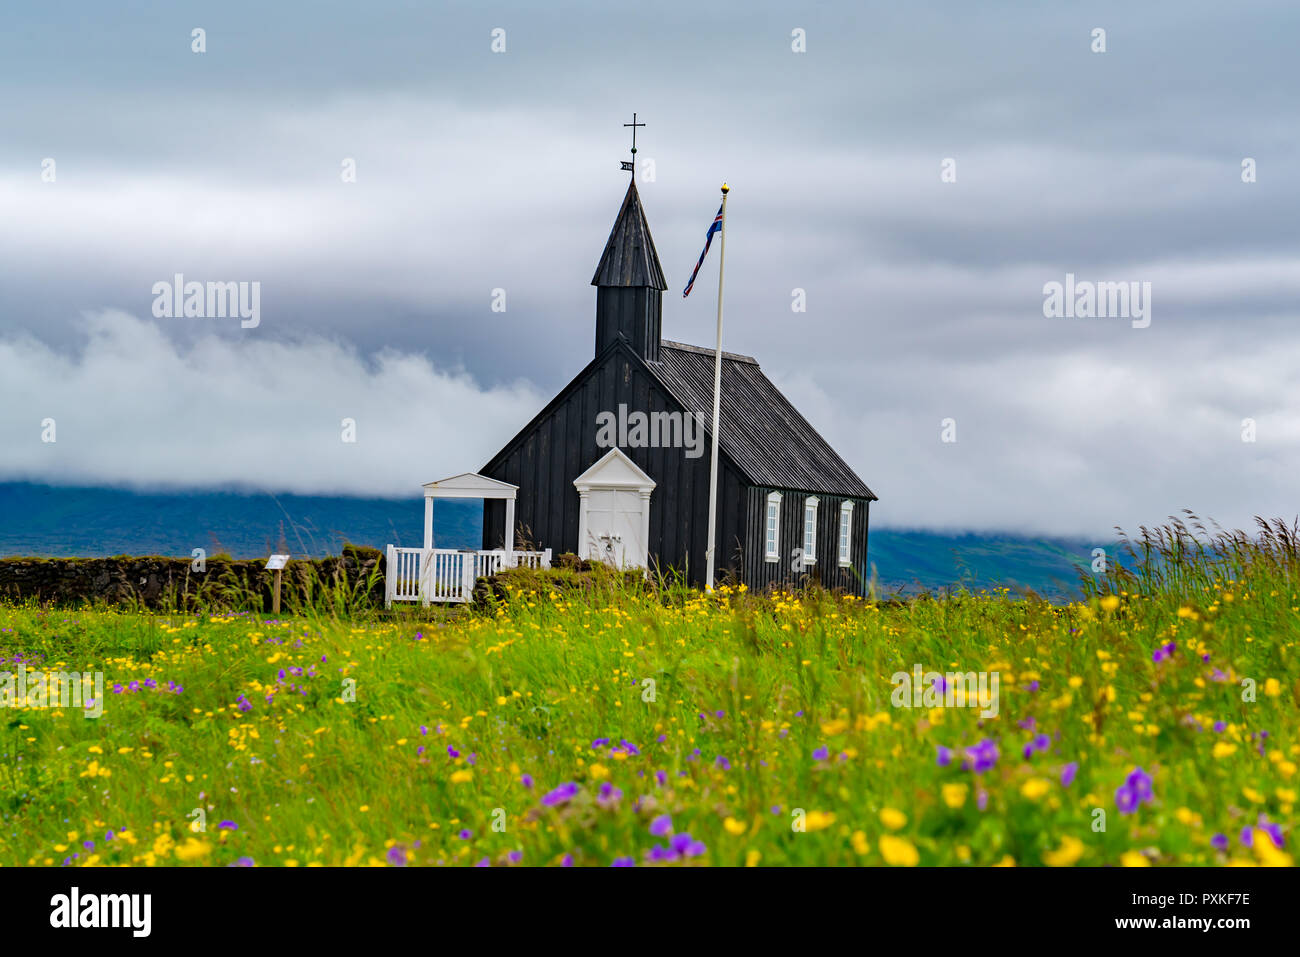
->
(0, 521, 1296, 867)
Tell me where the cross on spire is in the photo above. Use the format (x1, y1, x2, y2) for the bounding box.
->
(621, 112, 645, 176)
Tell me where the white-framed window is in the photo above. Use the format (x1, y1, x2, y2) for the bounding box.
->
(764, 491, 782, 561)
(838, 501, 854, 566)
(803, 496, 819, 564)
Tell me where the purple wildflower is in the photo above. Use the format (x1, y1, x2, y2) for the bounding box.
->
(964, 739, 999, 774)
(597, 782, 623, 805)
(541, 782, 579, 806)
(646, 843, 677, 863)
(1126, 767, 1153, 802)
(1115, 785, 1140, 814)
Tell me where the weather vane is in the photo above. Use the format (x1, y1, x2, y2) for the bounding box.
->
(621, 112, 644, 175)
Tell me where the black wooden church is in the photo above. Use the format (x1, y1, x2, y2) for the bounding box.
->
(481, 173, 877, 594)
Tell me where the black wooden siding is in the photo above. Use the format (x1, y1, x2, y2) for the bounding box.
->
(482, 340, 748, 588)
(739, 487, 872, 596)
(595, 287, 662, 361)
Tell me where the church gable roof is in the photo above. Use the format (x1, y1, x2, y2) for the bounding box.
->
(590, 180, 668, 290)
(648, 341, 877, 500)
(483, 335, 876, 502)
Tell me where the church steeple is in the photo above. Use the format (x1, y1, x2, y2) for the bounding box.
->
(592, 178, 667, 361)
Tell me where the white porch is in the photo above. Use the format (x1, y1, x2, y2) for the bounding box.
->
(384, 472, 551, 606)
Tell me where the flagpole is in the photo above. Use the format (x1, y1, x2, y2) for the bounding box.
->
(704, 182, 729, 592)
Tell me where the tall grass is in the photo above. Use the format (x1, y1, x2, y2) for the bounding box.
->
(1084, 511, 1300, 602)
(0, 519, 1295, 867)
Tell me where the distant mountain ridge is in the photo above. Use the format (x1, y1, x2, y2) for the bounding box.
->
(0, 482, 1098, 597)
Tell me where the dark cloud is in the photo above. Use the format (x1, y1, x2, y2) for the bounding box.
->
(1, 0, 1296, 536)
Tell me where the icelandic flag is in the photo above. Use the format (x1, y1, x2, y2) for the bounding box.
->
(682, 203, 724, 297)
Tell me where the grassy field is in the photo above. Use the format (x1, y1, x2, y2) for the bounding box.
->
(0, 518, 1296, 867)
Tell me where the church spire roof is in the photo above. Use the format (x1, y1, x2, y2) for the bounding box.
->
(590, 179, 668, 290)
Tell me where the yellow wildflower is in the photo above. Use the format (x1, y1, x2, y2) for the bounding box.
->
(879, 807, 907, 830)
(942, 783, 968, 809)
(1020, 778, 1050, 800)
(1043, 836, 1084, 867)
(879, 835, 919, 866)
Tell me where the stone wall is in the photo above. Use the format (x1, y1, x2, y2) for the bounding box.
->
(0, 547, 385, 611)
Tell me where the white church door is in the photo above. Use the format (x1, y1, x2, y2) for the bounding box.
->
(583, 489, 644, 567)
(573, 448, 656, 570)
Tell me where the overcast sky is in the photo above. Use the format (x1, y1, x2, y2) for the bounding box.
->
(1, 0, 1297, 538)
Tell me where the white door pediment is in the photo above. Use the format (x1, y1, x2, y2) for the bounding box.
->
(573, 447, 656, 493)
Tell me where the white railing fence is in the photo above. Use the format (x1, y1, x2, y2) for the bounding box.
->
(385, 546, 552, 606)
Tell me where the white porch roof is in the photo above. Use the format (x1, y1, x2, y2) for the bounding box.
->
(419, 472, 519, 552)
(422, 472, 519, 500)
